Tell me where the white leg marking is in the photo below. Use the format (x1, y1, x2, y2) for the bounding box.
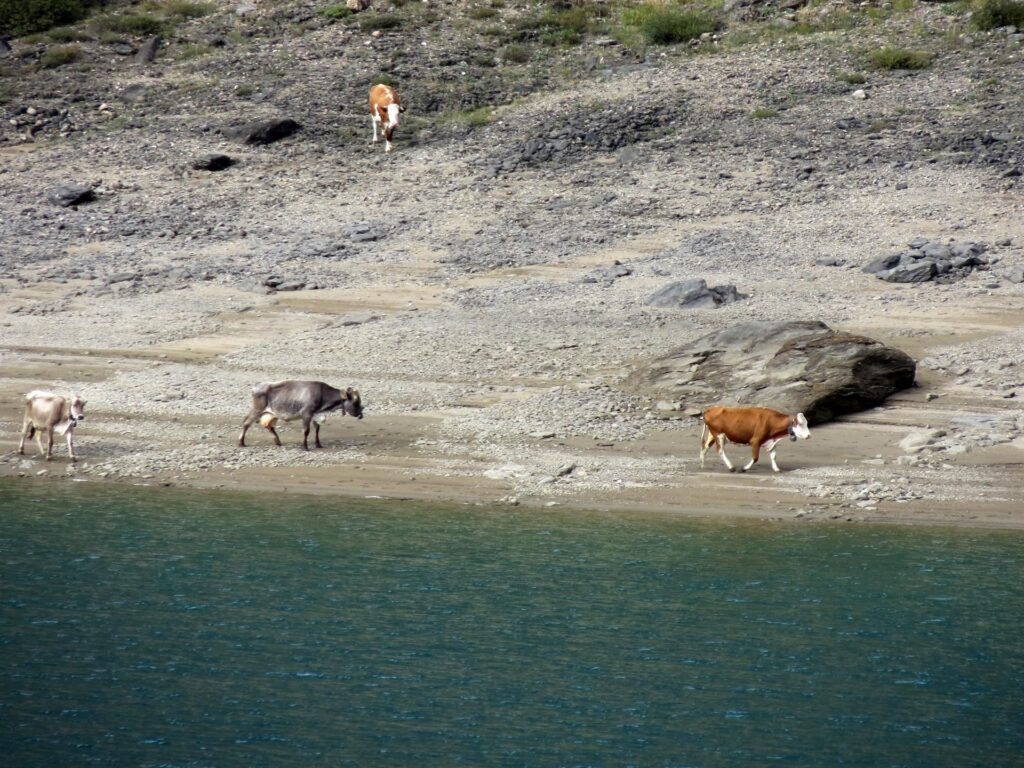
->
(699, 424, 710, 468)
(742, 456, 755, 472)
(717, 434, 734, 472)
(765, 439, 780, 472)
(67, 429, 76, 462)
(385, 139, 393, 153)
(371, 116, 379, 144)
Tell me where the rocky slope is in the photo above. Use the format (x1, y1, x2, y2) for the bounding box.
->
(1, 0, 1023, 525)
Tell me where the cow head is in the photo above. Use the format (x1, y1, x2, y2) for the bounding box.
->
(787, 413, 810, 441)
(69, 394, 87, 424)
(344, 388, 363, 419)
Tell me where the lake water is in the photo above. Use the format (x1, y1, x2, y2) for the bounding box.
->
(1, 480, 1022, 767)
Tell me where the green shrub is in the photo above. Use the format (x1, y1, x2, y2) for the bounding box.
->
(41, 43, 81, 67)
(502, 42, 530, 62)
(639, 8, 717, 44)
(0, 0, 103, 37)
(370, 72, 396, 86)
(868, 46, 934, 70)
(320, 4, 353, 20)
(360, 13, 402, 31)
(165, 0, 214, 19)
(751, 106, 778, 119)
(92, 13, 164, 36)
(971, 0, 1024, 28)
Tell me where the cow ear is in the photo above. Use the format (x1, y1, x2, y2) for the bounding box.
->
(345, 387, 354, 399)
(353, 388, 360, 399)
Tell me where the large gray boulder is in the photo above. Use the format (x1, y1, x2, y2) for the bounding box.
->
(626, 320, 916, 424)
(223, 118, 302, 145)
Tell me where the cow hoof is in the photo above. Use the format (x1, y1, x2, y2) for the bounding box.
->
(728, 467, 736, 473)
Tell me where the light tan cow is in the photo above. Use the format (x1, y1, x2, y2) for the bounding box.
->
(368, 83, 405, 153)
(18, 390, 87, 461)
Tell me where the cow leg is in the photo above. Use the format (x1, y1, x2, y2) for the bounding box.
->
(268, 425, 283, 447)
(314, 421, 323, 449)
(764, 439, 781, 472)
(18, 421, 32, 455)
(699, 425, 716, 469)
(371, 115, 379, 144)
(716, 434, 735, 472)
(741, 440, 761, 472)
(67, 428, 76, 462)
(45, 429, 54, 460)
(239, 411, 256, 447)
(301, 416, 312, 451)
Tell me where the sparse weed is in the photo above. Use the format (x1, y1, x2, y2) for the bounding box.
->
(868, 47, 934, 70)
(92, 13, 164, 37)
(971, 0, 1024, 28)
(370, 72, 397, 86)
(46, 25, 93, 42)
(839, 71, 867, 84)
(469, 6, 499, 20)
(360, 13, 402, 31)
(751, 106, 778, 119)
(501, 43, 531, 63)
(41, 43, 81, 67)
(234, 84, 254, 98)
(442, 105, 495, 127)
(176, 42, 213, 60)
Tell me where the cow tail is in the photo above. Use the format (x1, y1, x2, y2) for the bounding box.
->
(700, 419, 708, 449)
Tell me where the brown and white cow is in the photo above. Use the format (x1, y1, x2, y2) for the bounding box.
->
(700, 406, 810, 473)
(368, 83, 405, 153)
(239, 380, 363, 450)
(19, 390, 87, 462)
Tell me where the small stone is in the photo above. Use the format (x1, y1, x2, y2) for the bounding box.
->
(191, 153, 234, 171)
(852, 89, 868, 100)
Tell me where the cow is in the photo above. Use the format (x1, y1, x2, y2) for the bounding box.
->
(699, 406, 810, 473)
(239, 380, 363, 450)
(368, 83, 405, 153)
(18, 390, 87, 462)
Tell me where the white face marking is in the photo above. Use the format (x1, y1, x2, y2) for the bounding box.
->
(793, 413, 811, 439)
(386, 103, 400, 128)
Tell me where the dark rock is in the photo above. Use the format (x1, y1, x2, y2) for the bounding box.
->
(223, 118, 302, 145)
(111, 42, 136, 56)
(879, 259, 937, 283)
(862, 253, 902, 274)
(816, 257, 845, 267)
(191, 153, 234, 171)
(0, 36, 11, 56)
(106, 272, 137, 284)
(275, 280, 306, 291)
(626, 320, 916, 424)
(121, 84, 148, 104)
(48, 184, 94, 207)
(136, 35, 162, 64)
(646, 279, 747, 309)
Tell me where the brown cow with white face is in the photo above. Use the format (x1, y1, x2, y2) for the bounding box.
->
(700, 406, 811, 473)
(369, 83, 405, 153)
(19, 390, 87, 462)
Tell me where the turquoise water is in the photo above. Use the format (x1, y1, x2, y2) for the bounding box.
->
(1, 480, 1022, 767)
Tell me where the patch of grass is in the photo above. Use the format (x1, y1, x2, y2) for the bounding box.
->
(359, 13, 402, 31)
(176, 42, 213, 60)
(971, 0, 1024, 28)
(442, 105, 495, 127)
(320, 4, 353, 21)
(166, 0, 213, 19)
(620, 3, 718, 45)
(0, 0, 104, 37)
(41, 43, 81, 67)
(751, 106, 778, 119)
(868, 46, 934, 70)
(92, 13, 164, 37)
(839, 71, 867, 84)
(370, 72, 396, 86)
(469, 5, 498, 20)
(46, 24, 93, 42)
(234, 84, 254, 98)
(501, 43, 531, 63)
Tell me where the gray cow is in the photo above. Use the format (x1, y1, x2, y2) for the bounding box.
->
(239, 380, 363, 450)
